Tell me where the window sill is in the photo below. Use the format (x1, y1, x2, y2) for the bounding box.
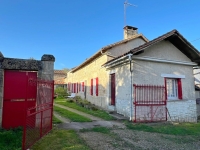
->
(167, 99, 187, 102)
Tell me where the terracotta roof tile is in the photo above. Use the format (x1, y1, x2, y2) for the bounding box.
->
(54, 78, 66, 85)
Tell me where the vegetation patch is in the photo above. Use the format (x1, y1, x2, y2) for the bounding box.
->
(31, 129, 89, 150)
(55, 98, 114, 120)
(125, 122, 200, 136)
(0, 127, 22, 150)
(54, 87, 68, 98)
(54, 106, 92, 122)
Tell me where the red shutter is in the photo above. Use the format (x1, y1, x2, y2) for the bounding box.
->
(91, 79, 93, 95)
(96, 77, 98, 96)
(74, 83, 76, 93)
(177, 79, 182, 99)
(77, 83, 78, 93)
(82, 82, 84, 92)
(164, 78, 167, 100)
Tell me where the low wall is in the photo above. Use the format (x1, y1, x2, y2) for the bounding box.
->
(167, 100, 197, 122)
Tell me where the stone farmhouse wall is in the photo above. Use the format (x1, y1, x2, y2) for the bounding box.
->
(66, 55, 109, 109)
(65, 37, 147, 110)
(108, 40, 197, 122)
(0, 53, 55, 127)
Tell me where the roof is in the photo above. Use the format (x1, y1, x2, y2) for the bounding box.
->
(71, 34, 148, 73)
(104, 29, 200, 66)
(54, 78, 66, 85)
(54, 70, 67, 75)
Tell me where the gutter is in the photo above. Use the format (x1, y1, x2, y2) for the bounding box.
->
(104, 55, 198, 69)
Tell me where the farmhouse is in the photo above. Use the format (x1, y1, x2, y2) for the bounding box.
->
(66, 26, 200, 122)
(54, 70, 67, 89)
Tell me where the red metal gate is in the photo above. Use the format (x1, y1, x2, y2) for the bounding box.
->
(2, 70, 37, 129)
(22, 79, 54, 150)
(133, 84, 167, 122)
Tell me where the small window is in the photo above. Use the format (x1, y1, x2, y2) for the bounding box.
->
(165, 78, 182, 100)
(91, 77, 98, 96)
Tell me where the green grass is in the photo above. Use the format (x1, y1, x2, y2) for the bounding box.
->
(125, 122, 200, 136)
(31, 129, 89, 150)
(80, 127, 111, 134)
(0, 127, 22, 150)
(55, 99, 114, 120)
(54, 106, 92, 122)
(53, 115, 62, 124)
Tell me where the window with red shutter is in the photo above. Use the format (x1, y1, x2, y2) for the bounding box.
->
(74, 83, 76, 93)
(96, 77, 98, 96)
(165, 78, 182, 100)
(82, 82, 84, 92)
(91, 79, 93, 95)
(77, 82, 78, 93)
(177, 79, 182, 99)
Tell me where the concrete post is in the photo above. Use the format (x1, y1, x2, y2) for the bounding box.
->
(38, 54, 55, 80)
(0, 52, 4, 127)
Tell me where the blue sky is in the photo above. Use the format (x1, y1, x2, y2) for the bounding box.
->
(0, 0, 200, 69)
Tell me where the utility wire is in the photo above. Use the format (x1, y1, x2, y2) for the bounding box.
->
(191, 38, 200, 42)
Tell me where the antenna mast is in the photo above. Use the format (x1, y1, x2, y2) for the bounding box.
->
(124, 0, 137, 26)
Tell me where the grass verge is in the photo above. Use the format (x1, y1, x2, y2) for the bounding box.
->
(0, 127, 22, 150)
(31, 129, 89, 150)
(125, 122, 200, 136)
(53, 115, 62, 124)
(55, 99, 114, 120)
(54, 106, 92, 122)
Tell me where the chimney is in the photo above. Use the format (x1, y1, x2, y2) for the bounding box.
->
(123, 26, 138, 39)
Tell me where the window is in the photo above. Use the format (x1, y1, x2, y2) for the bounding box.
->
(79, 81, 84, 92)
(91, 77, 98, 96)
(165, 78, 182, 100)
(82, 82, 84, 92)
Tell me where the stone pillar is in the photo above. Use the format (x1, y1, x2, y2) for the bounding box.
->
(0, 52, 4, 127)
(38, 54, 55, 80)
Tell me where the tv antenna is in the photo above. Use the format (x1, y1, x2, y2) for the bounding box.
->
(124, 0, 137, 26)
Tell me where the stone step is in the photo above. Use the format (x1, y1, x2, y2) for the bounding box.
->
(109, 113, 128, 120)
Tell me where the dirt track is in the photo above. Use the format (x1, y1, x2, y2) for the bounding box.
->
(79, 128, 200, 150)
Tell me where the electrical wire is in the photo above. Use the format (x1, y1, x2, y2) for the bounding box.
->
(191, 38, 200, 42)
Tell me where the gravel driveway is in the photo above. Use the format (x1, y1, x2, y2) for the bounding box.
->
(79, 128, 200, 150)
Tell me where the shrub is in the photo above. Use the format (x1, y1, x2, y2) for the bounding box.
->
(55, 87, 68, 98)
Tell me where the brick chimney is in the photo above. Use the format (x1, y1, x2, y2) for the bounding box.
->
(123, 26, 138, 39)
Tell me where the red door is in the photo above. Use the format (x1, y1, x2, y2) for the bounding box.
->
(2, 70, 37, 129)
(110, 74, 115, 105)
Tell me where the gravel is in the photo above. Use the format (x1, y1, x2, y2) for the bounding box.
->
(79, 128, 200, 150)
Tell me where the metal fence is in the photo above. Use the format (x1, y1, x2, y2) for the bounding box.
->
(133, 84, 167, 122)
(22, 79, 54, 150)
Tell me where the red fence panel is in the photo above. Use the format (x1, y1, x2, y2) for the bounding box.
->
(22, 79, 54, 150)
(133, 84, 167, 123)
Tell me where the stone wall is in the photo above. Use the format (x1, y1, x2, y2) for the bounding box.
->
(65, 55, 109, 109)
(108, 40, 197, 122)
(0, 52, 55, 128)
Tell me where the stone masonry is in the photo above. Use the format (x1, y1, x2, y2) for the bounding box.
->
(0, 52, 55, 127)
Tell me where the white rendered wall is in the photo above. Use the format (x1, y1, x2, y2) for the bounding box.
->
(109, 40, 197, 122)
